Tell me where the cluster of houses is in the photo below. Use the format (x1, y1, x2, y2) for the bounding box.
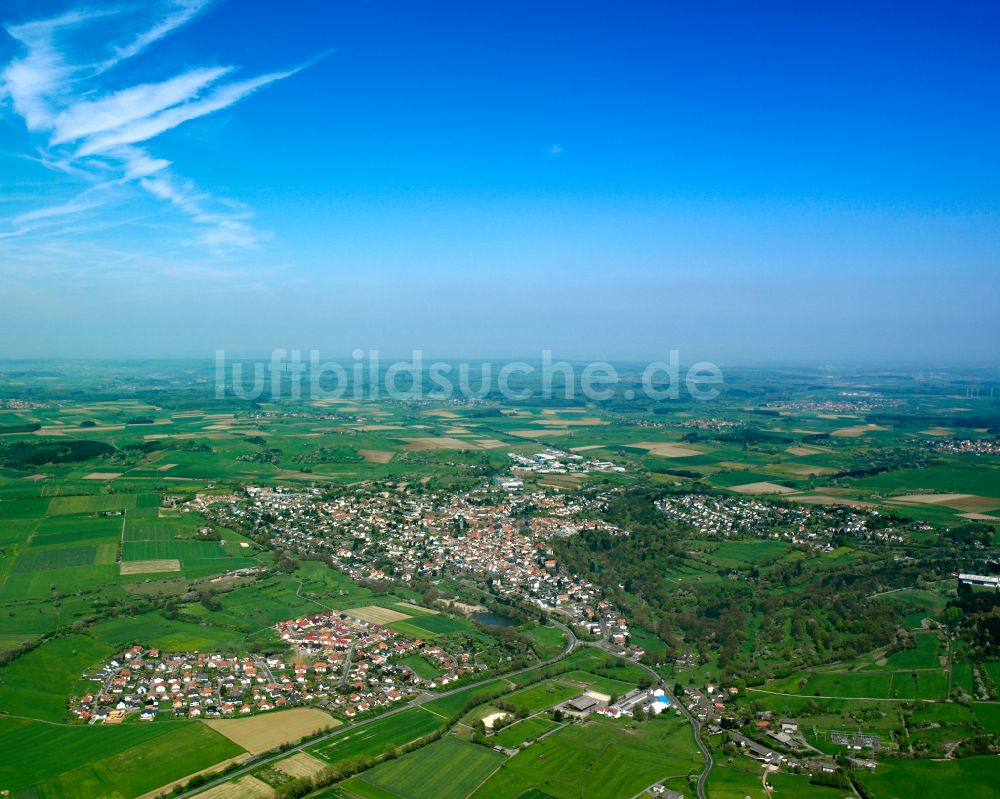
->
(930, 437, 1000, 456)
(276, 610, 486, 717)
(678, 682, 741, 726)
(71, 646, 290, 723)
(657, 493, 917, 546)
(764, 395, 899, 413)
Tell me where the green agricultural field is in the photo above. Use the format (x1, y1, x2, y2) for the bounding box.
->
(766, 667, 949, 701)
(0, 496, 51, 519)
(471, 715, 699, 799)
(122, 538, 231, 561)
(390, 613, 471, 635)
(27, 514, 122, 546)
(346, 736, 505, 799)
(854, 463, 1000, 496)
(421, 680, 511, 718)
(980, 661, 1000, 688)
(885, 633, 945, 670)
(973, 702, 1000, 732)
(11, 544, 96, 572)
(766, 771, 847, 798)
(311, 707, 445, 763)
(710, 470, 785, 487)
(88, 611, 246, 650)
(952, 663, 975, 695)
(704, 753, 768, 799)
(46, 493, 141, 515)
(0, 562, 119, 600)
(0, 718, 244, 799)
(863, 755, 1000, 799)
(0, 634, 111, 721)
(708, 539, 791, 564)
(559, 670, 638, 697)
(625, 628, 668, 659)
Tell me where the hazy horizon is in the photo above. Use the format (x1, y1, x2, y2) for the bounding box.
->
(2, 0, 998, 362)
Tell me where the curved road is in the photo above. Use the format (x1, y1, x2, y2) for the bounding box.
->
(582, 635, 712, 799)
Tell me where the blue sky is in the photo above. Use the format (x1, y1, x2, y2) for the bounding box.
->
(1, 0, 998, 362)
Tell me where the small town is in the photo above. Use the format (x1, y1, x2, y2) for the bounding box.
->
(199, 479, 635, 639)
(69, 610, 486, 724)
(657, 492, 918, 545)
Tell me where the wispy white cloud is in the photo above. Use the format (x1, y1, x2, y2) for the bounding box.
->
(13, 197, 100, 225)
(77, 68, 300, 156)
(548, 144, 563, 156)
(50, 66, 233, 145)
(98, 0, 210, 72)
(0, 1, 319, 252)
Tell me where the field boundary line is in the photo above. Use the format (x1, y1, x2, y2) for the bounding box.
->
(117, 509, 127, 564)
(746, 687, 939, 702)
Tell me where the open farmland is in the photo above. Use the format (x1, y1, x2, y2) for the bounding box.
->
(344, 736, 505, 799)
(310, 707, 445, 764)
(120, 557, 182, 574)
(863, 756, 1000, 799)
(0, 716, 244, 799)
(348, 605, 413, 624)
(274, 752, 328, 779)
(470, 716, 698, 799)
(205, 708, 340, 753)
(194, 775, 274, 799)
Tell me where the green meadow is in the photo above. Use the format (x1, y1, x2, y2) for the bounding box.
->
(345, 736, 505, 799)
(0, 717, 243, 799)
(863, 756, 1000, 799)
(310, 707, 446, 763)
(470, 715, 698, 799)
